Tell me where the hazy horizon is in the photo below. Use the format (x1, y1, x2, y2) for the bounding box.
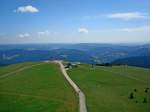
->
(0, 42, 150, 46)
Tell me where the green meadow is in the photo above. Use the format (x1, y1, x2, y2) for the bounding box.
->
(0, 62, 77, 112)
(1, 62, 150, 112)
(68, 64, 150, 112)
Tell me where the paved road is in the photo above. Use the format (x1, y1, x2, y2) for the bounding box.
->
(53, 61, 87, 112)
(0, 63, 44, 79)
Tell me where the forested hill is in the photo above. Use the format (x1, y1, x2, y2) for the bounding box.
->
(112, 56, 150, 68)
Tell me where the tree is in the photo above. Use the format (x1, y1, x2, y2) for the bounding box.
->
(145, 88, 149, 93)
(143, 97, 147, 103)
(129, 92, 134, 99)
(134, 88, 137, 92)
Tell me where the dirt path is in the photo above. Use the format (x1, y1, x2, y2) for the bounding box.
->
(0, 63, 44, 79)
(53, 61, 87, 112)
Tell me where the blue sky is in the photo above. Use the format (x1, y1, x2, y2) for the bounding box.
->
(0, 0, 150, 44)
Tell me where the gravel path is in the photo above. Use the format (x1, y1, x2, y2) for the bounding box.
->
(53, 61, 87, 112)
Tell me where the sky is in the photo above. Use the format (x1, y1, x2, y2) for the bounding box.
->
(0, 0, 150, 44)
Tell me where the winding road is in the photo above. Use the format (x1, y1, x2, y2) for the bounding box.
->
(53, 60, 87, 112)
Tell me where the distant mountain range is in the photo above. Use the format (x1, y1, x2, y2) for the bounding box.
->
(112, 56, 150, 68)
(0, 43, 150, 68)
(0, 49, 93, 65)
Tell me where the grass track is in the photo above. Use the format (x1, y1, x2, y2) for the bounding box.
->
(0, 62, 39, 76)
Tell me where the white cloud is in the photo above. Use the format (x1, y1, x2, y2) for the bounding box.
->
(0, 33, 4, 36)
(18, 33, 30, 38)
(0, 33, 5, 38)
(118, 25, 150, 32)
(38, 30, 50, 36)
(83, 15, 101, 20)
(107, 12, 148, 20)
(78, 28, 89, 34)
(15, 5, 39, 13)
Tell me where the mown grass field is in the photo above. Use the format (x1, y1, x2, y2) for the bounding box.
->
(68, 64, 150, 112)
(0, 62, 77, 112)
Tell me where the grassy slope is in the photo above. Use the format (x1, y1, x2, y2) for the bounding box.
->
(0, 62, 77, 112)
(0, 62, 37, 76)
(68, 64, 150, 112)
